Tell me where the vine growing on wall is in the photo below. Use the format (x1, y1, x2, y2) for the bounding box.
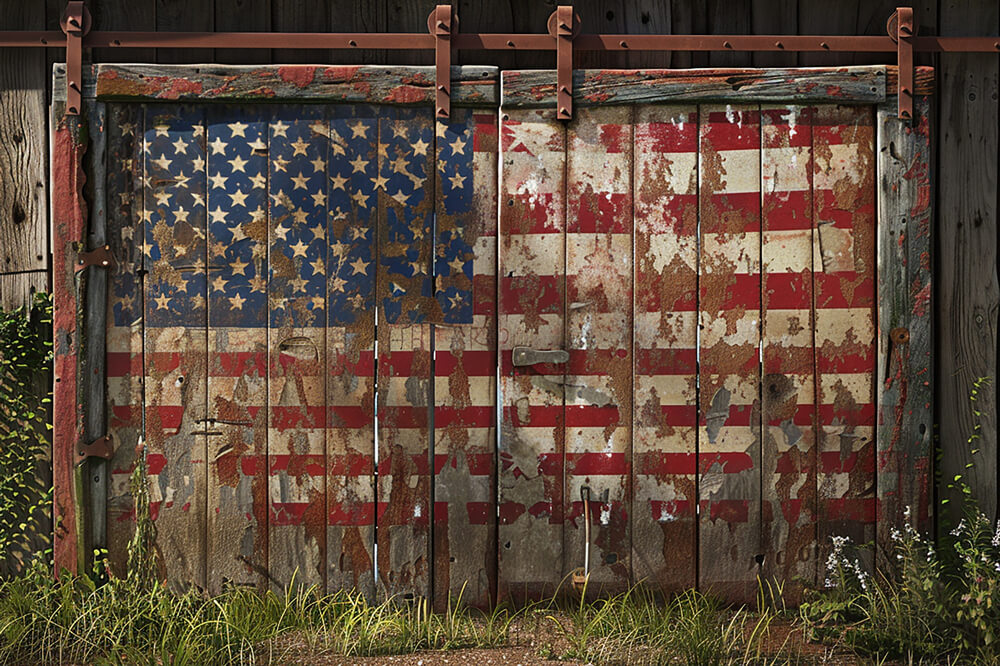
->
(0, 293, 53, 575)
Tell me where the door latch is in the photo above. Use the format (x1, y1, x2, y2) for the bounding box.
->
(512, 346, 569, 366)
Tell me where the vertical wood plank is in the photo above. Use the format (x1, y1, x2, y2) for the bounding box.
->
(706, 0, 753, 68)
(623, 1, 674, 69)
(877, 97, 934, 549)
(938, 1, 999, 525)
(697, 103, 761, 604)
(215, 0, 272, 64)
(267, 107, 328, 591)
(271, 0, 328, 64)
(142, 105, 209, 589)
(206, 106, 270, 592)
(813, 105, 877, 569)
(564, 106, 633, 591)
(433, 108, 498, 609)
(90, 0, 156, 62)
(326, 105, 377, 598)
(751, 0, 797, 67)
(376, 106, 434, 600)
(0, 0, 47, 279)
(155, 0, 214, 63)
(632, 104, 698, 594)
(106, 104, 144, 578)
(497, 108, 566, 601)
(760, 104, 817, 600)
(386, 0, 440, 66)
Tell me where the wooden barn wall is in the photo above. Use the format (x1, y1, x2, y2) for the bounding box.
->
(0, 0, 996, 529)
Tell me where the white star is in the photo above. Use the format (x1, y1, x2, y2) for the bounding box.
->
(210, 206, 227, 223)
(152, 153, 172, 170)
(192, 155, 205, 172)
(153, 190, 172, 206)
(311, 190, 327, 207)
(249, 173, 266, 189)
(229, 292, 246, 310)
(229, 258, 249, 276)
(310, 157, 326, 172)
(171, 136, 189, 154)
(209, 172, 228, 189)
(290, 137, 309, 156)
(272, 120, 289, 138)
(209, 137, 229, 154)
(228, 189, 249, 207)
(228, 155, 248, 173)
(173, 206, 189, 223)
(228, 121, 249, 138)
(290, 239, 309, 257)
(290, 172, 310, 190)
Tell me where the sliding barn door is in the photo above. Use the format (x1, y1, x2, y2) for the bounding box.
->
(104, 88, 498, 606)
(499, 75, 877, 603)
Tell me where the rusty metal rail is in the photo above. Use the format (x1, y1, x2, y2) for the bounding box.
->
(0, 5, 998, 119)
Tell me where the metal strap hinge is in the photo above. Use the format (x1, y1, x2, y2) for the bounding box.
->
(77, 434, 112, 463)
(891, 6, 915, 120)
(76, 244, 115, 272)
(429, 4, 454, 120)
(549, 6, 578, 121)
(60, 1, 90, 116)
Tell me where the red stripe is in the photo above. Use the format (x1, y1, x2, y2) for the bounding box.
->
(329, 501, 375, 526)
(432, 501, 493, 525)
(269, 454, 324, 476)
(435, 350, 495, 376)
(635, 117, 698, 152)
(761, 108, 814, 147)
(647, 499, 694, 519)
(699, 499, 750, 523)
(761, 191, 812, 230)
(106, 352, 136, 377)
(504, 192, 562, 234)
(501, 275, 562, 315)
(702, 111, 761, 148)
(821, 497, 875, 522)
(568, 192, 631, 234)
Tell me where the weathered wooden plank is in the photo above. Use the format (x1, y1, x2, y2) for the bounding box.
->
(325, 105, 377, 598)
(760, 104, 817, 602)
(272, 0, 329, 64)
(105, 103, 144, 577)
(707, 0, 752, 68)
(80, 101, 109, 566)
(622, 0, 673, 69)
(214, 0, 271, 64)
(142, 105, 209, 589)
(205, 106, 270, 593)
(432, 108, 498, 610)
(385, 0, 438, 66)
(51, 101, 87, 576)
(0, 0, 47, 279)
(0, 271, 47, 311)
(813, 105, 877, 571)
(90, 65, 498, 106)
(267, 106, 328, 592)
(501, 67, 887, 109)
(497, 107, 566, 602)
(751, 0, 797, 68)
(89, 0, 155, 62)
(938, 1, 999, 526)
(876, 96, 934, 551)
(632, 104, 698, 594)
(376, 106, 434, 600)
(697, 103, 761, 604)
(155, 0, 214, 63)
(564, 105, 633, 593)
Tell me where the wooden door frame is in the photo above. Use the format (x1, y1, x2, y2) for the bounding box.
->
(52, 64, 931, 600)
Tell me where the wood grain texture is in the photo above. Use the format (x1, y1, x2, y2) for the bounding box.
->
(622, 0, 673, 69)
(500, 67, 887, 108)
(271, 0, 328, 64)
(751, 0, 797, 68)
(0, 272, 47, 311)
(876, 96, 933, 553)
(497, 107, 566, 602)
(91, 65, 498, 105)
(632, 104, 698, 593)
(937, 1, 999, 526)
(214, 0, 271, 64)
(104, 104, 144, 578)
(90, 0, 155, 62)
(760, 104, 817, 602)
(155, 0, 214, 63)
(432, 108, 498, 609)
(563, 105, 633, 592)
(697, 103, 762, 604)
(0, 0, 47, 277)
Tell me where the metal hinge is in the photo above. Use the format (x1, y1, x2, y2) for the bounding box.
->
(76, 244, 115, 272)
(77, 434, 112, 463)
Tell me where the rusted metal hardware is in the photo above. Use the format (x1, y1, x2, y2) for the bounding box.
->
(892, 7, 915, 120)
(77, 434, 112, 464)
(59, 1, 89, 115)
(75, 244, 115, 272)
(549, 6, 578, 121)
(512, 346, 569, 366)
(429, 5, 454, 119)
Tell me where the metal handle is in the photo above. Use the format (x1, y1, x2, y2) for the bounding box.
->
(512, 346, 569, 367)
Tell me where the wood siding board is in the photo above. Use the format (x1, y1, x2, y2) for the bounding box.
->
(632, 104, 698, 593)
(938, 1, 999, 526)
(876, 96, 933, 547)
(385, 0, 440, 66)
(812, 104, 877, 570)
(92, 65, 499, 107)
(622, 0, 674, 69)
(0, 0, 48, 277)
(0, 271, 48, 312)
(497, 107, 566, 601)
(81, 101, 109, 563)
(432, 107, 498, 610)
(105, 103, 144, 577)
(760, 104, 817, 600)
(697, 103, 762, 604)
(90, 0, 156, 62)
(155, 0, 215, 63)
(271, 0, 328, 64)
(267, 106, 328, 592)
(142, 104, 209, 589)
(205, 106, 270, 592)
(564, 105, 633, 592)
(707, 0, 752, 68)
(326, 104, 377, 598)
(376, 106, 435, 600)
(751, 0, 798, 68)
(215, 0, 272, 64)
(500, 68, 887, 109)
(52, 102, 87, 575)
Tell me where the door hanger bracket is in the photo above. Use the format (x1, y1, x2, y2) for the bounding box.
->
(60, 1, 90, 116)
(888, 7, 915, 121)
(77, 434, 112, 464)
(428, 5, 455, 120)
(548, 6, 580, 121)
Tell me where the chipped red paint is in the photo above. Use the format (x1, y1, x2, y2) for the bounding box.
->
(277, 66, 317, 88)
(52, 108, 88, 576)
